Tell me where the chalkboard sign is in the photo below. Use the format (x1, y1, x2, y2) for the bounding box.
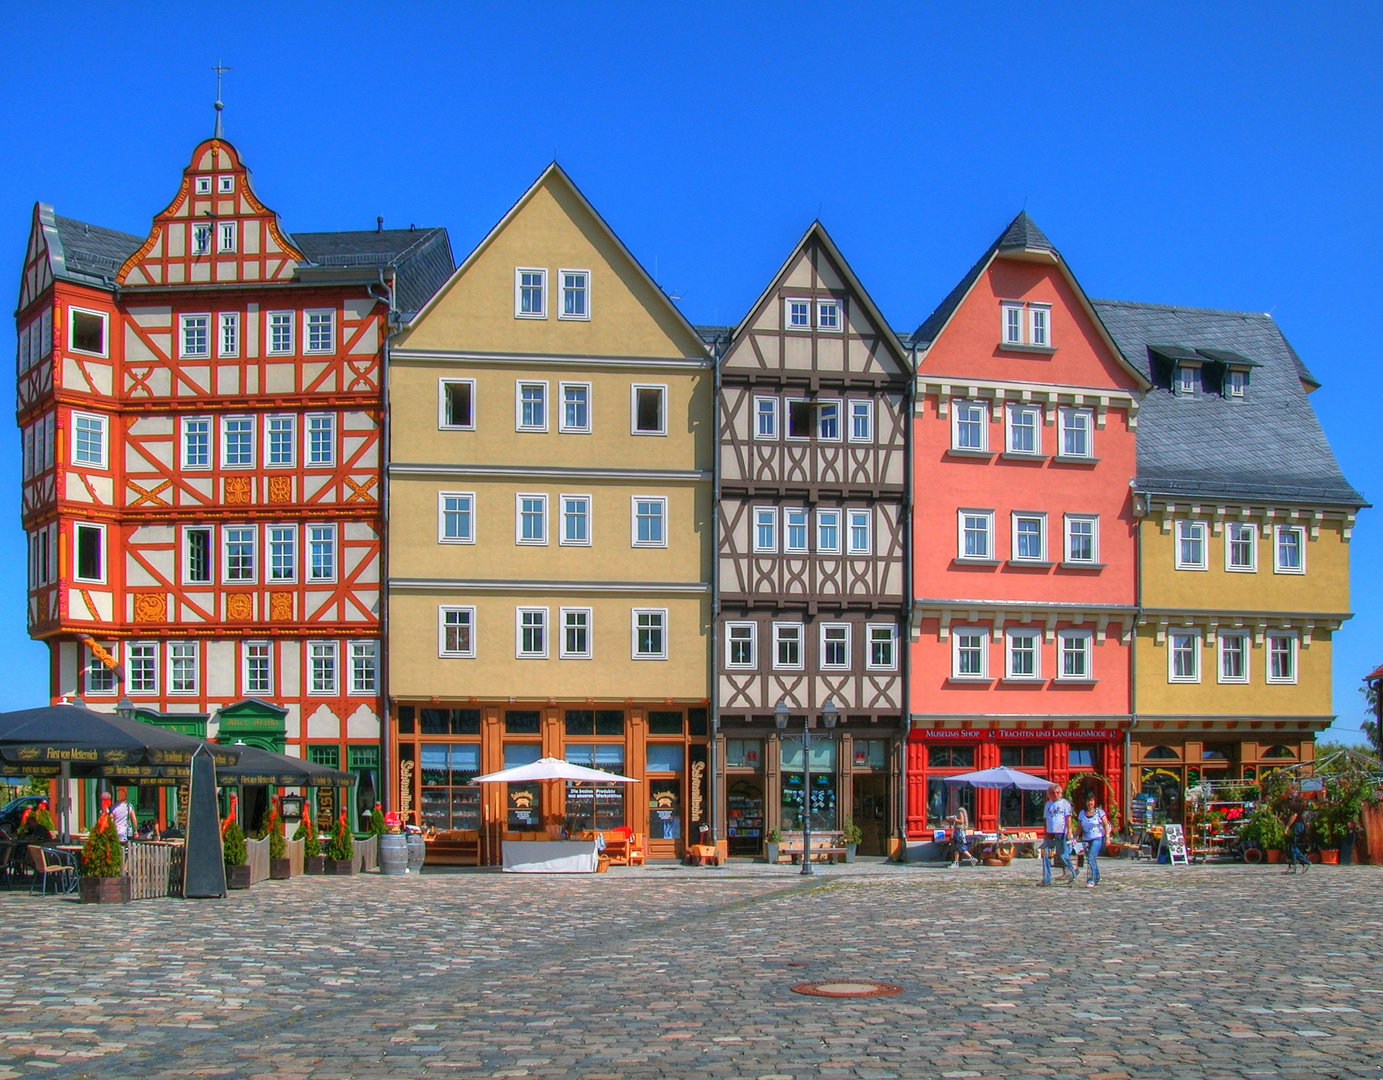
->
(182, 746, 227, 898)
(1161, 822, 1189, 866)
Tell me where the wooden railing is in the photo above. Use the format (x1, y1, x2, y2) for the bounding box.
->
(245, 835, 271, 885)
(123, 841, 184, 899)
(352, 834, 378, 873)
(286, 836, 305, 876)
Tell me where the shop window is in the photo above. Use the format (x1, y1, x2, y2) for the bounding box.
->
(397, 705, 416, 734)
(564, 744, 626, 831)
(1262, 745, 1296, 759)
(1202, 743, 1233, 762)
(688, 708, 708, 737)
(1144, 744, 1180, 760)
(926, 779, 974, 826)
(504, 710, 541, 735)
(1141, 768, 1183, 825)
(1068, 745, 1096, 768)
(564, 709, 626, 736)
(927, 746, 975, 769)
(504, 743, 542, 831)
(421, 708, 481, 735)
(647, 711, 684, 735)
(1000, 787, 1046, 828)
(646, 745, 684, 772)
(348, 746, 380, 831)
(726, 739, 762, 768)
(852, 739, 888, 769)
(782, 769, 837, 832)
(999, 746, 1045, 768)
(726, 778, 765, 856)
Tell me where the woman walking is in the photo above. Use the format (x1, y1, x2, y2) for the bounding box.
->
(1077, 793, 1110, 888)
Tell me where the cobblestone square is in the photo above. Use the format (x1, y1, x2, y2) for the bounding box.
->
(2, 861, 1380, 1079)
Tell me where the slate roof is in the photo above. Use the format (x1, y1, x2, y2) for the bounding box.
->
(1092, 298, 1365, 508)
(51, 216, 142, 285)
(294, 227, 454, 317)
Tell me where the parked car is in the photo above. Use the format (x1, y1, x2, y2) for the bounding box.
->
(0, 795, 48, 833)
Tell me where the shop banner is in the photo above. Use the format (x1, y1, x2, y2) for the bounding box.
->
(913, 727, 1122, 741)
(688, 744, 708, 836)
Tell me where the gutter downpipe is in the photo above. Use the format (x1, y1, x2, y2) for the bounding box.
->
(1128, 484, 1143, 833)
(898, 343, 918, 861)
(709, 333, 724, 853)
(370, 273, 400, 814)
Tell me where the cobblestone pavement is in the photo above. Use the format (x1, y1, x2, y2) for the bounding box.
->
(2, 860, 1380, 1079)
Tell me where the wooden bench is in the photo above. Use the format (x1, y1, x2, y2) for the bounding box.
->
(424, 830, 481, 867)
(778, 835, 848, 864)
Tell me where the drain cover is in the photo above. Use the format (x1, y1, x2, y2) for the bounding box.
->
(790, 981, 902, 998)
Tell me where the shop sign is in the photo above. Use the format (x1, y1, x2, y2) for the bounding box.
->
(399, 758, 415, 819)
(915, 728, 1122, 741)
(688, 745, 708, 832)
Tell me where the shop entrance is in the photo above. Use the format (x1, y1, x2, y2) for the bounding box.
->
(726, 778, 765, 856)
(852, 775, 888, 855)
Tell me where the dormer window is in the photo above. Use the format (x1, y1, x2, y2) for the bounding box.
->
(1000, 301, 1053, 349)
(1226, 369, 1248, 398)
(1176, 365, 1199, 395)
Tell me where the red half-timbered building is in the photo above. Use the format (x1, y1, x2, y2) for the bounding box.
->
(14, 134, 452, 830)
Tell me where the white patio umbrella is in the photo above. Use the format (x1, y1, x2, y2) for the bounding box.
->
(943, 766, 1052, 791)
(472, 756, 639, 833)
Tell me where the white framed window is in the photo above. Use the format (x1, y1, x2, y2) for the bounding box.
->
(1006, 404, 1041, 455)
(785, 298, 811, 329)
(223, 525, 256, 583)
(1006, 630, 1041, 680)
(816, 298, 841, 331)
(1267, 632, 1298, 684)
(309, 641, 338, 694)
(1012, 512, 1047, 562)
(816, 509, 842, 554)
(1059, 409, 1092, 458)
(218, 175, 235, 194)
(821, 623, 850, 669)
(1064, 515, 1099, 564)
(772, 623, 803, 670)
(349, 640, 378, 695)
(72, 412, 107, 468)
(632, 496, 667, 547)
(516, 381, 548, 431)
(754, 396, 778, 439)
(1002, 302, 1023, 345)
(1226, 522, 1257, 572)
(633, 608, 668, 659)
(222, 416, 254, 468)
(84, 643, 118, 695)
(268, 525, 296, 581)
(560, 494, 591, 546)
(195, 176, 212, 195)
(439, 607, 476, 658)
(726, 622, 756, 669)
(1169, 631, 1201, 683)
(73, 522, 105, 583)
(517, 494, 548, 545)
(439, 492, 475, 544)
(515, 268, 546, 318)
(848, 400, 874, 443)
(180, 313, 211, 359)
(168, 641, 198, 694)
(517, 607, 549, 658)
(866, 624, 897, 671)
(784, 507, 809, 554)
(266, 414, 296, 467)
(1226, 369, 1249, 397)
(753, 507, 778, 553)
(816, 400, 841, 441)
(952, 400, 988, 451)
(632, 385, 666, 435)
(1053, 630, 1091, 680)
(561, 608, 592, 659)
(439, 379, 475, 430)
(305, 309, 335, 354)
(193, 223, 212, 255)
(128, 642, 159, 695)
(1175, 521, 1207, 570)
(785, 398, 813, 440)
(560, 382, 591, 433)
(952, 628, 989, 680)
(958, 509, 994, 560)
(184, 526, 213, 585)
(1274, 526, 1305, 574)
(1218, 633, 1249, 683)
(68, 307, 108, 357)
(1029, 304, 1050, 347)
(267, 311, 294, 355)
(306, 413, 335, 466)
(559, 269, 590, 320)
(218, 312, 240, 357)
(218, 222, 237, 253)
(848, 509, 872, 555)
(999, 301, 1053, 347)
(1177, 365, 1199, 394)
(307, 524, 336, 581)
(243, 642, 271, 696)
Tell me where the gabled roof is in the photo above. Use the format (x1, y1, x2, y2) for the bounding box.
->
(1093, 298, 1365, 508)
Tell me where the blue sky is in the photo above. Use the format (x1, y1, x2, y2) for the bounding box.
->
(1, 4, 1379, 741)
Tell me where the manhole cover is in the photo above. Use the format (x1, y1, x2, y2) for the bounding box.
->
(790, 981, 903, 998)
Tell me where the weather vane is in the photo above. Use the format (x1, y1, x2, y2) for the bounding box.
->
(213, 61, 232, 138)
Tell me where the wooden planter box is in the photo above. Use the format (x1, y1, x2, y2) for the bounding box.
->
(269, 858, 292, 880)
(305, 855, 326, 875)
(327, 858, 355, 875)
(226, 864, 253, 890)
(79, 876, 130, 904)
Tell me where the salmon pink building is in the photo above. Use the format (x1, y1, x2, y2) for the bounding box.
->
(907, 215, 1148, 838)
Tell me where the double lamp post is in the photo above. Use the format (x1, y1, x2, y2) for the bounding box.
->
(775, 698, 839, 876)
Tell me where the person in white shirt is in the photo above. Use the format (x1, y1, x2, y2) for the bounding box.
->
(1040, 783, 1075, 885)
(110, 788, 137, 843)
(1077, 793, 1111, 887)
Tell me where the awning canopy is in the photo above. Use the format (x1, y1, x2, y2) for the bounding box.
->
(472, 757, 638, 784)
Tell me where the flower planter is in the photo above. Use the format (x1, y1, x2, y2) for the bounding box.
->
(226, 864, 252, 890)
(1308, 850, 1322, 864)
(79, 875, 130, 904)
(1265, 849, 1283, 864)
(843, 843, 857, 864)
(327, 858, 355, 875)
(1104, 843, 1122, 857)
(269, 858, 292, 880)
(1318, 848, 1340, 865)
(305, 855, 326, 875)
(764, 842, 780, 864)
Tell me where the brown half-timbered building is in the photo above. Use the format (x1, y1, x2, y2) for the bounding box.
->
(711, 223, 911, 858)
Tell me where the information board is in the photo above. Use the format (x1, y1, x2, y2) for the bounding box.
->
(1161, 822, 1189, 866)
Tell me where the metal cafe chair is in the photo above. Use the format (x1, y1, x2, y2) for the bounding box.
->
(28, 846, 77, 896)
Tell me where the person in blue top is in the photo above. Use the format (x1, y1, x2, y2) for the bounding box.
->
(1283, 802, 1310, 874)
(1040, 783, 1076, 886)
(1077, 793, 1111, 888)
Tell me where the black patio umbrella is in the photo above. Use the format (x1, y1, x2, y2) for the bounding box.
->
(212, 744, 352, 787)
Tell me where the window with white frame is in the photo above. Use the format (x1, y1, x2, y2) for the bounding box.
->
(958, 510, 994, 560)
(219, 312, 240, 357)
(816, 509, 841, 554)
(1226, 369, 1249, 398)
(195, 176, 212, 194)
(440, 379, 475, 429)
(1274, 526, 1305, 573)
(128, 642, 158, 695)
(218, 222, 237, 254)
(1012, 513, 1047, 562)
(1030, 304, 1050, 346)
(222, 416, 254, 467)
(952, 400, 988, 451)
(953, 628, 988, 679)
(1175, 521, 1207, 570)
(1218, 633, 1249, 683)
(308, 525, 336, 581)
(72, 412, 106, 467)
(243, 641, 272, 696)
(754, 396, 778, 439)
(168, 641, 198, 694)
(1059, 631, 1093, 680)
(1064, 515, 1099, 564)
(633, 609, 667, 659)
(69, 307, 107, 357)
(1267, 633, 1297, 683)
(559, 270, 590, 320)
(1002, 302, 1023, 345)
(867, 624, 897, 670)
(848, 509, 872, 555)
(753, 507, 777, 552)
(193, 223, 212, 255)
(74, 522, 104, 582)
(1226, 522, 1257, 572)
(821, 624, 850, 669)
(517, 608, 548, 657)
(848, 400, 874, 442)
(783, 508, 809, 553)
(182, 416, 211, 470)
(783, 399, 810, 439)
(266, 415, 295, 467)
(1176, 365, 1199, 394)
(439, 493, 475, 543)
(268, 525, 296, 581)
(726, 622, 756, 668)
(268, 311, 294, 354)
(786, 299, 811, 329)
(306, 413, 335, 466)
(517, 382, 547, 431)
(632, 496, 666, 547)
(817, 298, 841, 331)
(560, 383, 590, 433)
(1006, 404, 1041, 455)
(561, 608, 592, 658)
(773, 623, 803, 669)
(224, 526, 256, 582)
(557, 495, 589, 545)
(185, 526, 213, 584)
(999, 301, 1053, 347)
(1059, 409, 1092, 458)
(516, 268, 546, 318)
(1006, 630, 1041, 679)
(1169, 631, 1201, 683)
(816, 400, 841, 441)
(632, 385, 666, 435)
(349, 640, 378, 694)
(180, 313, 211, 358)
(309, 641, 338, 694)
(517, 494, 548, 545)
(439, 607, 476, 658)
(218, 175, 234, 194)
(84, 643, 117, 695)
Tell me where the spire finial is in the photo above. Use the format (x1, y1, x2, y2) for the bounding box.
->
(212, 60, 232, 138)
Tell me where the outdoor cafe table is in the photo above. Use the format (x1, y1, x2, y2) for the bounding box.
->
(500, 839, 600, 874)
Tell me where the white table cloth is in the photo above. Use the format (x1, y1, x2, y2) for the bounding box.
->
(500, 840, 601, 874)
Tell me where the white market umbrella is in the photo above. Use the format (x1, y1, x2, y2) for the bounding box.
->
(943, 766, 1052, 791)
(472, 756, 638, 784)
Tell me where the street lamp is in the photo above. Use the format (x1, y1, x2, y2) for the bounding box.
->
(776, 698, 839, 876)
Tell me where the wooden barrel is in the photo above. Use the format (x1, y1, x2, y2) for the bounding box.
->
(405, 833, 427, 873)
(379, 833, 408, 876)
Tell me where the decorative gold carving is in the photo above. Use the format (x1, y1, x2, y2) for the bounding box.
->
(269, 592, 293, 622)
(128, 479, 172, 507)
(224, 476, 252, 504)
(133, 593, 167, 622)
(345, 476, 377, 503)
(226, 593, 253, 621)
(268, 476, 292, 503)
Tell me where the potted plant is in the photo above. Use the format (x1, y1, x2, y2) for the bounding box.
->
(223, 818, 251, 889)
(370, 803, 386, 836)
(1239, 803, 1285, 863)
(265, 804, 290, 880)
(765, 828, 781, 865)
(294, 813, 325, 874)
(78, 810, 129, 903)
(326, 813, 355, 875)
(841, 819, 862, 863)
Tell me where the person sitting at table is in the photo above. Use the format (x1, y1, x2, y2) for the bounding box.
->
(948, 806, 978, 868)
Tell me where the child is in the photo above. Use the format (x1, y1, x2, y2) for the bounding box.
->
(949, 806, 978, 868)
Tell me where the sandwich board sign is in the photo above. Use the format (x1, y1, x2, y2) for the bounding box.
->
(1161, 823, 1189, 866)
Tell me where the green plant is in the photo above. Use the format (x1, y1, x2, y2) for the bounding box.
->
(1239, 804, 1286, 851)
(1065, 774, 1122, 833)
(80, 812, 123, 878)
(31, 804, 56, 832)
(20, 776, 49, 798)
(766, 828, 782, 844)
(326, 814, 353, 861)
(264, 806, 286, 860)
(369, 803, 386, 836)
(841, 819, 863, 845)
(222, 820, 248, 867)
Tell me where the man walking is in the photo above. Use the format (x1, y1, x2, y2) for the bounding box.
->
(1040, 783, 1075, 885)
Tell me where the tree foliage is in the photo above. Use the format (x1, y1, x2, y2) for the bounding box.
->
(81, 812, 123, 878)
(326, 813, 353, 861)
(222, 819, 248, 866)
